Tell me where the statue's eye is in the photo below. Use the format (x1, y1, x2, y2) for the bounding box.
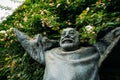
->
(62, 32, 66, 37)
(69, 30, 75, 36)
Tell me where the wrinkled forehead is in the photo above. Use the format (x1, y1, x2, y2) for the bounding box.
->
(62, 28, 76, 33)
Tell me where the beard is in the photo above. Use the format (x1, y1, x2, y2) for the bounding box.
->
(60, 40, 80, 51)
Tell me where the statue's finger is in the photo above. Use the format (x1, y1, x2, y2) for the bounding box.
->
(115, 30, 120, 37)
(112, 27, 120, 37)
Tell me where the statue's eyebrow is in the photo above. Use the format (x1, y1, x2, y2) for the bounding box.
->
(69, 30, 75, 33)
(70, 29, 75, 31)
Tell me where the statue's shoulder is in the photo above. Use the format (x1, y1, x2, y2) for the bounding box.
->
(78, 46, 97, 54)
(48, 46, 96, 52)
(80, 46, 96, 50)
(45, 47, 62, 53)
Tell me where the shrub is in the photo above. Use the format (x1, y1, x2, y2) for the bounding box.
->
(0, 0, 120, 80)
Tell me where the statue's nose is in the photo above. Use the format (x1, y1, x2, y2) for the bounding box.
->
(64, 33, 70, 38)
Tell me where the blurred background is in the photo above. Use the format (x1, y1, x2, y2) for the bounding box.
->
(0, 0, 120, 80)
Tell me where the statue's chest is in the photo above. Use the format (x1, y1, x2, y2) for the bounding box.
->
(44, 47, 100, 80)
(45, 47, 99, 63)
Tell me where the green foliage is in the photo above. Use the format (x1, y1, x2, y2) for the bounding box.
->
(0, 0, 120, 80)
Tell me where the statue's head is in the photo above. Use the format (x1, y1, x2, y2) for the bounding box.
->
(60, 28, 80, 51)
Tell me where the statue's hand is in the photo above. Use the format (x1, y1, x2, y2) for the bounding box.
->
(14, 28, 59, 64)
(98, 27, 120, 67)
(14, 28, 44, 64)
(112, 27, 120, 38)
(102, 27, 120, 44)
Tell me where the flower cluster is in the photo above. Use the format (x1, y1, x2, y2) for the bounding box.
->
(0, 28, 15, 47)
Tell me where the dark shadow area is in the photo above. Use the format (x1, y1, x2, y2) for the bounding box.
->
(100, 40, 120, 80)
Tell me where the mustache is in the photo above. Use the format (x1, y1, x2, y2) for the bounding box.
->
(61, 38, 74, 43)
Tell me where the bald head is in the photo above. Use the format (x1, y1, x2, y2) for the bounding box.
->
(60, 28, 80, 51)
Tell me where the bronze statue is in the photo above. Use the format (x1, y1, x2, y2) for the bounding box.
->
(14, 27, 120, 80)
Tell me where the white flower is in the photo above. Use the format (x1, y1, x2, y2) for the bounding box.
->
(56, 4, 61, 8)
(85, 25, 94, 33)
(0, 30, 8, 37)
(5, 33, 8, 37)
(10, 27, 13, 31)
(0, 39, 4, 41)
(86, 7, 90, 11)
(0, 30, 6, 34)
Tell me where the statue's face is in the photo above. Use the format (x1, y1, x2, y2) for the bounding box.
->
(60, 28, 80, 51)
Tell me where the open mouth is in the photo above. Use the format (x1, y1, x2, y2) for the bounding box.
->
(62, 38, 74, 43)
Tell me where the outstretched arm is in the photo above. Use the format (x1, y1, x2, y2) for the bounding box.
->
(94, 27, 120, 66)
(14, 28, 59, 64)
